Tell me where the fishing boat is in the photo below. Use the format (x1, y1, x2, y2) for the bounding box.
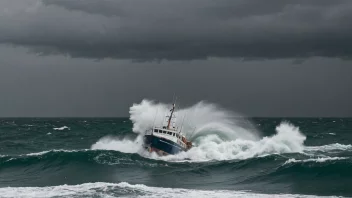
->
(143, 103, 192, 155)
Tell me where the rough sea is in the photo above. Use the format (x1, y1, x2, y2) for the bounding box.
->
(0, 100, 351, 198)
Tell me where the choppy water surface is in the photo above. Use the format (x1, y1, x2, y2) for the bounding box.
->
(0, 100, 351, 197)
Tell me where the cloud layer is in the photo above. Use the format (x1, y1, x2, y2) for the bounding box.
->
(1, 0, 352, 60)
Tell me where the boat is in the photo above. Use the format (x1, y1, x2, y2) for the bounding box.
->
(143, 103, 192, 155)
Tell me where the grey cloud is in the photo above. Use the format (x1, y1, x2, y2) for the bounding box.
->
(0, 0, 352, 61)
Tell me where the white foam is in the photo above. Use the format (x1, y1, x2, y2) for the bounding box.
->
(0, 182, 113, 198)
(0, 182, 336, 198)
(284, 157, 348, 165)
(306, 143, 352, 152)
(53, 126, 70, 131)
(159, 122, 306, 162)
(24, 149, 88, 156)
(25, 150, 51, 156)
(5, 158, 14, 162)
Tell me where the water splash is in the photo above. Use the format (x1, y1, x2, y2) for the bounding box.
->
(92, 100, 307, 162)
(91, 135, 143, 154)
(160, 122, 306, 161)
(129, 99, 260, 141)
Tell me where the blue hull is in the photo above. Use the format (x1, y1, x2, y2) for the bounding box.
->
(143, 135, 185, 155)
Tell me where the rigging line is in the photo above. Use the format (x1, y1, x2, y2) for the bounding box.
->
(153, 105, 159, 128)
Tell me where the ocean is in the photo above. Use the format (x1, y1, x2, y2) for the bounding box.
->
(0, 101, 351, 198)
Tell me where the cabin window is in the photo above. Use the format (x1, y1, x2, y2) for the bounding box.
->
(173, 133, 175, 137)
(163, 131, 166, 134)
(158, 130, 162, 133)
(154, 129, 158, 132)
(167, 132, 172, 135)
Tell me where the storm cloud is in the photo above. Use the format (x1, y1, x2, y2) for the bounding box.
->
(1, 0, 352, 60)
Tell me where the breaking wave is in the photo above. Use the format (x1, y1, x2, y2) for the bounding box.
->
(53, 126, 70, 131)
(159, 121, 306, 161)
(91, 100, 307, 162)
(129, 99, 260, 140)
(91, 135, 143, 154)
(0, 182, 330, 198)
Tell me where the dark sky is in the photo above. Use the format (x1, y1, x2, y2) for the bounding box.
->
(0, 0, 351, 117)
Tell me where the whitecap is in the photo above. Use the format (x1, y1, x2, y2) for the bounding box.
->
(283, 157, 348, 165)
(24, 149, 89, 156)
(306, 143, 352, 152)
(53, 126, 70, 131)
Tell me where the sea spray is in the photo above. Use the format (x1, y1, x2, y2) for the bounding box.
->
(92, 100, 307, 162)
(160, 122, 306, 161)
(129, 99, 260, 141)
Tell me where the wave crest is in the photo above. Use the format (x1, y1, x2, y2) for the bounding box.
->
(160, 122, 306, 161)
(283, 157, 348, 165)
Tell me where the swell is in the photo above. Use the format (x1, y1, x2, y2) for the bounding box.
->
(0, 150, 148, 168)
(276, 157, 352, 177)
(1, 149, 352, 197)
(1, 149, 351, 178)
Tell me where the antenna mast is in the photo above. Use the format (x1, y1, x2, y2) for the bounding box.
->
(167, 103, 175, 129)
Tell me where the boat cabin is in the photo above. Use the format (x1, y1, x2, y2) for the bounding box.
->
(152, 127, 192, 149)
(153, 128, 183, 140)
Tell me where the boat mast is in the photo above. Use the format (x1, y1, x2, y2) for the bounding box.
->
(167, 103, 175, 129)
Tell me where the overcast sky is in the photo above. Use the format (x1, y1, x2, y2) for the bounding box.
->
(0, 0, 351, 117)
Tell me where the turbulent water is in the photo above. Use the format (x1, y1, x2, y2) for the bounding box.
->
(0, 100, 351, 198)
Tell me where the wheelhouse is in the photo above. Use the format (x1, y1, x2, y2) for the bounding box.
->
(153, 128, 184, 140)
